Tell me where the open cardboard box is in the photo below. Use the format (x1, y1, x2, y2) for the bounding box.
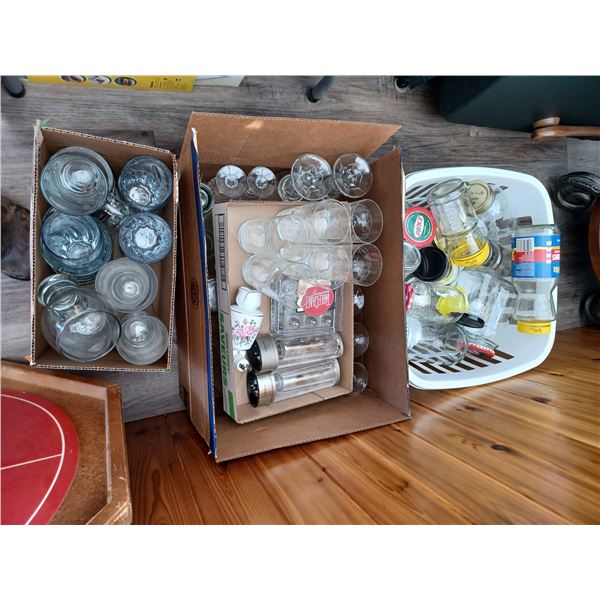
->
(176, 112, 411, 461)
(30, 127, 178, 372)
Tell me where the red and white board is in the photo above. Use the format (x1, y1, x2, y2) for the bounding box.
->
(1, 390, 79, 525)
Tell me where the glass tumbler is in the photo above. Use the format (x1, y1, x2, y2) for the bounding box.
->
(40, 146, 130, 227)
(95, 258, 158, 312)
(351, 362, 369, 394)
(248, 331, 344, 372)
(353, 322, 370, 357)
(37, 273, 121, 362)
(246, 166, 277, 199)
(290, 153, 334, 201)
(118, 155, 173, 212)
(215, 165, 247, 199)
(41, 209, 112, 284)
(407, 321, 468, 366)
(277, 174, 303, 202)
(353, 286, 365, 315)
(278, 244, 351, 289)
(246, 359, 340, 407)
(117, 312, 169, 365)
(352, 244, 383, 286)
(349, 199, 383, 243)
(333, 153, 373, 198)
(278, 199, 351, 244)
(119, 213, 172, 264)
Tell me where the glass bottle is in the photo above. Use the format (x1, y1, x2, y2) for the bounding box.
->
(118, 213, 173, 264)
(37, 273, 121, 362)
(95, 258, 158, 312)
(118, 155, 173, 212)
(246, 359, 340, 407)
(248, 331, 343, 372)
(116, 312, 169, 365)
(246, 166, 277, 199)
(512, 224, 560, 334)
(40, 209, 112, 284)
(332, 153, 373, 198)
(40, 146, 129, 227)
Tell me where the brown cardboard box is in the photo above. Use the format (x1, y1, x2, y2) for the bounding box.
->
(176, 112, 410, 461)
(30, 127, 178, 372)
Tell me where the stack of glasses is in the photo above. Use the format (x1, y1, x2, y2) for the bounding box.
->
(37, 146, 173, 364)
(403, 178, 560, 367)
(228, 152, 381, 406)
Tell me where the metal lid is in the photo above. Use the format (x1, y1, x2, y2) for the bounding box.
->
(404, 206, 437, 248)
(415, 246, 449, 281)
(467, 180, 494, 215)
(246, 371, 276, 407)
(247, 334, 278, 372)
(427, 179, 468, 203)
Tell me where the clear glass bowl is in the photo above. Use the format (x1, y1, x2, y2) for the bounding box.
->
(119, 213, 172, 264)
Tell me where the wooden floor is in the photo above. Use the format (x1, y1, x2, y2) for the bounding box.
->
(126, 327, 600, 524)
(2, 76, 599, 422)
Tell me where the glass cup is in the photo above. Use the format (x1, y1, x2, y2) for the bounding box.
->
(279, 199, 351, 244)
(246, 166, 277, 199)
(40, 146, 130, 228)
(37, 273, 120, 362)
(351, 362, 369, 394)
(352, 243, 383, 286)
(95, 258, 158, 312)
(116, 312, 169, 365)
(40, 209, 112, 284)
(353, 322, 370, 357)
(290, 153, 334, 201)
(216, 165, 247, 199)
(404, 242, 422, 277)
(353, 286, 365, 315)
(333, 153, 373, 198)
(349, 199, 383, 243)
(277, 174, 303, 202)
(118, 155, 173, 212)
(407, 321, 468, 366)
(119, 213, 172, 264)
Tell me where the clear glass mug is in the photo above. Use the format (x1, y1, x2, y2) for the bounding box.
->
(118, 155, 173, 212)
(37, 273, 121, 362)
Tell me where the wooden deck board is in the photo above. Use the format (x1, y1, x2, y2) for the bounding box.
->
(126, 327, 600, 524)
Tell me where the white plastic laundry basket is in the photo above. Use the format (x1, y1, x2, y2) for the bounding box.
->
(405, 167, 557, 389)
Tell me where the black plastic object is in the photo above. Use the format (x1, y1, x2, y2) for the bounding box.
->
(415, 247, 448, 282)
(307, 77, 336, 103)
(1, 76, 26, 98)
(583, 290, 600, 325)
(555, 172, 600, 212)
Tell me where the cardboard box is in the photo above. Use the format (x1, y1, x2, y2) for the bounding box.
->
(213, 201, 355, 423)
(30, 127, 178, 372)
(176, 112, 410, 462)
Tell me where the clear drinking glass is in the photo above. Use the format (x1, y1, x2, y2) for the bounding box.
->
(353, 286, 365, 315)
(277, 174, 303, 202)
(116, 312, 169, 365)
(278, 244, 351, 289)
(353, 322, 370, 357)
(407, 321, 468, 366)
(119, 213, 172, 264)
(41, 209, 112, 284)
(242, 255, 317, 310)
(290, 153, 334, 201)
(118, 155, 173, 212)
(246, 166, 277, 199)
(246, 358, 340, 407)
(349, 199, 383, 243)
(351, 362, 369, 394)
(247, 331, 344, 372)
(278, 199, 351, 244)
(333, 153, 373, 198)
(95, 258, 158, 312)
(37, 273, 121, 362)
(352, 243, 383, 286)
(40, 146, 130, 228)
(216, 165, 247, 198)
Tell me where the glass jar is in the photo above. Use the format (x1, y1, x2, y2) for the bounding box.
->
(414, 246, 460, 285)
(455, 267, 502, 328)
(247, 331, 343, 372)
(246, 359, 341, 407)
(403, 242, 422, 276)
(406, 321, 468, 366)
(466, 180, 509, 241)
(405, 278, 473, 326)
(40, 209, 113, 284)
(37, 273, 121, 362)
(512, 224, 560, 334)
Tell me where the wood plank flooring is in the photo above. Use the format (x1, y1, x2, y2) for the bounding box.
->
(126, 327, 600, 524)
(2, 76, 599, 422)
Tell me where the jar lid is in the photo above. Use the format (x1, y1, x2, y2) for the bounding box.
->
(404, 206, 437, 248)
(236, 286, 262, 310)
(415, 246, 449, 282)
(517, 320, 552, 334)
(467, 180, 494, 214)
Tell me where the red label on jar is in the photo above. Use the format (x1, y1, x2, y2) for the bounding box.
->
(301, 285, 334, 316)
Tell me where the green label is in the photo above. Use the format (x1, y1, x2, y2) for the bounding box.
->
(218, 312, 230, 388)
(405, 210, 434, 246)
(227, 391, 235, 417)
